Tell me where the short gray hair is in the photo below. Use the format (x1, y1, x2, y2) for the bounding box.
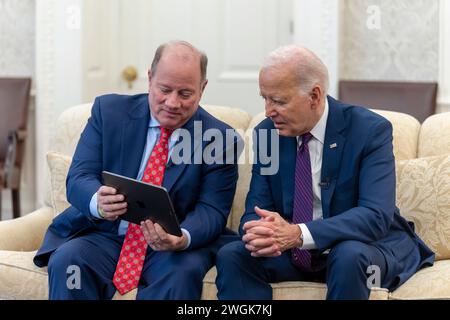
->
(262, 45, 329, 96)
(151, 40, 208, 82)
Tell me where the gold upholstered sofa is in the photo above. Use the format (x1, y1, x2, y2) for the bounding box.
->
(0, 102, 449, 300)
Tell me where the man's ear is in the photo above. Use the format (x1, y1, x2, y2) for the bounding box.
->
(201, 79, 208, 94)
(147, 69, 153, 91)
(310, 85, 323, 109)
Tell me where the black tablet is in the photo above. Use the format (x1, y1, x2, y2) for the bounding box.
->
(101, 171, 182, 237)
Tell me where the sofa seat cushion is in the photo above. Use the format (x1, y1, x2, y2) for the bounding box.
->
(202, 267, 388, 300)
(0, 249, 139, 300)
(0, 250, 48, 299)
(390, 260, 450, 300)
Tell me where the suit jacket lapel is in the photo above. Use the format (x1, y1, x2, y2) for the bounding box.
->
(321, 96, 346, 218)
(120, 97, 149, 179)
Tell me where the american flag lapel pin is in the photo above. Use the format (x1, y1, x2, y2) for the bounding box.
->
(330, 143, 337, 149)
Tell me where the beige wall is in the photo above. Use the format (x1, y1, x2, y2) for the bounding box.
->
(340, 0, 439, 82)
(0, 0, 35, 78)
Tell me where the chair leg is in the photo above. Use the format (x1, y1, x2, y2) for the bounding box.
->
(12, 189, 21, 219)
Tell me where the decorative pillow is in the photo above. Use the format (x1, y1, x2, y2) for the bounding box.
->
(396, 154, 450, 260)
(46, 151, 72, 217)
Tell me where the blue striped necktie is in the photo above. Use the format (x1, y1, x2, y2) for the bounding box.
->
(291, 132, 314, 270)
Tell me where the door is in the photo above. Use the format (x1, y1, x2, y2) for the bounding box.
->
(82, 0, 293, 115)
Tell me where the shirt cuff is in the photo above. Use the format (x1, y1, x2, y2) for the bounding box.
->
(181, 228, 191, 250)
(89, 192, 102, 219)
(298, 223, 317, 250)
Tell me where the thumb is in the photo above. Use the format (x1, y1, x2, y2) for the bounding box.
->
(254, 206, 275, 219)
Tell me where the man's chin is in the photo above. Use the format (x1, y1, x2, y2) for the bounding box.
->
(276, 128, 296, 137)
(158, 116, 185, 130)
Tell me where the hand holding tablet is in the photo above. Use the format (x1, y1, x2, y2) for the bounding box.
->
(101, 171, 182, 237)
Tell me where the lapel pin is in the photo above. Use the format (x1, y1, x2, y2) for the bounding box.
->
(330, 143, 337, 149)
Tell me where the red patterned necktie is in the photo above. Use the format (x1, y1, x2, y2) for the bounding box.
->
(291, 133, 314, 271)
(113, 127, 173, 295)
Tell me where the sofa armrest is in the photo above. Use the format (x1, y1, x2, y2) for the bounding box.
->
(0, 207, 54, 251)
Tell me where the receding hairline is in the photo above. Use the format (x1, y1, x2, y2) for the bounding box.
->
(261, 45, 329, 95)
(151, 40, 208, 82)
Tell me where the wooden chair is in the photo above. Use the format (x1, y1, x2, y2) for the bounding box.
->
(0, 78, 31, 219)
(339, 80, 438, 123)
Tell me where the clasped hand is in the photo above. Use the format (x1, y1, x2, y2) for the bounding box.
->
(96, 185, 187, 251)
(242, 206, 302, 258)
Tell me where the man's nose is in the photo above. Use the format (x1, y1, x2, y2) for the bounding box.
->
(166, 92, 181, 108)
(265, 102, 276, 118)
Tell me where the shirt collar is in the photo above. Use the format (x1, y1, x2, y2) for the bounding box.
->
(309, 98, 329, 145)
(149, 112, 160, 128)
(149, 112, 180, 143)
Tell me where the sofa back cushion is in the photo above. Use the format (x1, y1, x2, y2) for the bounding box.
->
(371, 109, 420, 160)
(418, 112, 450, 158)
(47, 152, 71, 216)
(396, 154, 450, 260)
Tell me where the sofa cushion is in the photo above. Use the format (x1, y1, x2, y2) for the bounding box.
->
(0, 249, 137, 300)
(418, 112, 450, 158)
(47, 151, 72, 217)
(390, 260, 450, 299)
(371, 109, 420, 160)
(0, 250, 48, 299)
(396, 154, 450, 260)
(202, 104, 252, 132)
(202, 267, 388, 300)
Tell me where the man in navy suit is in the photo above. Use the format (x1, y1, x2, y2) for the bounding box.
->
(34, 41, 240, 300)
(215, 45, 434, 300)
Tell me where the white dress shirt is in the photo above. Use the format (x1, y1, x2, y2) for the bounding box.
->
(297, 99, 329, 250)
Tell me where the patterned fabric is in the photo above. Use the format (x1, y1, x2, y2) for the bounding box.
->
(390, 260, 450, 300)
(201, 267, 389, 300)
(396, 154, 450, 260)
(113, 127, 173, 295)
(46, 152, 72, 216)
(292, 133, 313, 270)
(418, 112, 450, 158)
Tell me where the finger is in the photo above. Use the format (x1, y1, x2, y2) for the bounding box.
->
(243, 220, 274, 231)
(262, 215, 276, 222)
(254, 244, 281, 257)
(102, 202, 127, 213)
(98, 186, 117, 196)
(248, 237, 275, 249)
(245, 243, 257, 252)
(242, 232, 260, 243)
(140, 222, 152, 244)
(103, 194, 125, 204)
(104, 208, 127, 219)
(242, 231, 271, 243)
(244, 226, 274, 237)
(153, 223, 169, 243)
(254, 206, 277, 219)
(144, 220, 160, 242)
